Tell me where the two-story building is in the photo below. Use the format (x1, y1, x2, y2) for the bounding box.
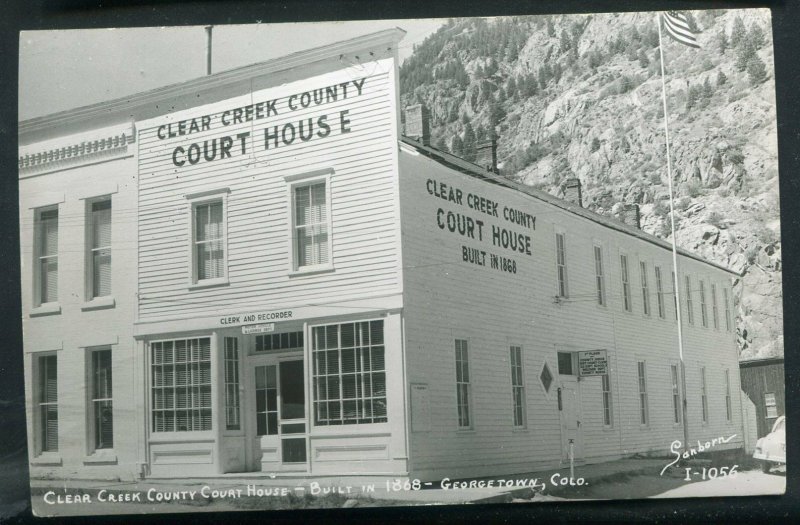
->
(19, 28, 744, 483)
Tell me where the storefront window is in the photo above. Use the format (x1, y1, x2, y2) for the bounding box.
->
(312, 320, 386, 425)
(151, 338, 212, 432)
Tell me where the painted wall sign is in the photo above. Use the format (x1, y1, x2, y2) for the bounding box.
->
(578, 350, 609, 376)
(425, 178, 536, 274)
(155, 79, 367, 168)
(219, 310, 293, 326)
(242, 323, 276, 335)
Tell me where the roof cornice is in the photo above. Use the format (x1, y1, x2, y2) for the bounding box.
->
(19, 27, 406, 140)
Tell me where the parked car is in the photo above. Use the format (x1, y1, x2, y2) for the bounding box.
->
(754, 415, 785, 473)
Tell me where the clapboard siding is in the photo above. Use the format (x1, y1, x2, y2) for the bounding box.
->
(136, 64, 401, 322)
(399, 149, 743, 479)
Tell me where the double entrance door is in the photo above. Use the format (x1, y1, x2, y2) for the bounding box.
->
(249, 354, 308, 471)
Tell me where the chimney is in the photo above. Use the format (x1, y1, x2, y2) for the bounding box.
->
(404, 104, 430, 146)
(475, 138, 498, 173)
(621, 203, 641, 229)
(562, 178, 583, 207)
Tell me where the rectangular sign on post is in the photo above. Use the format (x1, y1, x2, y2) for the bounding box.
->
(578, 350, 608, 376)
(242, 323, 276, 335)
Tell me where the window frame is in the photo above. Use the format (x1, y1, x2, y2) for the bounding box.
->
(637, 360, 648, 426)
(149, 337, 214, 434)
(620, 254, 632, 312)
(84, 196, 114, 304)
(35, 353, 59, 455)
(510, 345, 526, 429)
(601, 374, 613, 427)
(685, 275, 695, 325)
(699, 279, 708, 328)
(723, 287, 732, 332)
(764, 392, 778, 419)
(640, 261, 651, 317)
(455, 338, 473, 430)
(594, 244, 606, 306)
(310, 319, 387, 427)
(87, 347, 113, 453)
(671, 271, 678, 321)
(655, 266, 666, 319)
(554, 232, 568, 298)
(711, 283, 720, 330)
(186, 188, 229, 288)
(223, 337, 241, 431)
(671, 364, 681, 425)
(724, 369, 732, 422)
(33, 206, 59, 308)
(286, 170, 334, 275)
(700, 366, 708, 424)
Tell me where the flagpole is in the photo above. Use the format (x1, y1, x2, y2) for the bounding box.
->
(656, 12, 690, 454)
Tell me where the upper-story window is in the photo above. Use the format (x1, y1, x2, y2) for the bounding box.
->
(88, 199, 112, 299)
(685, 275, 695, 325)
(711, 283, 720, 330)
(620, 254, 632, 312)
(35, 207, 59, 305)
(640, 261, 650, 316)
(699, 280, 708, 328)
(594, 245, 605, 306)
(555, 233, 568, 297)
(723, 287, 732, 332)
(288, 171, 333, 273)
(187, 189, 229, 287)
(655, 266, 666, 319)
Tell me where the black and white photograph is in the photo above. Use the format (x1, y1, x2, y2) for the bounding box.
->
(9, 5, 789, 520)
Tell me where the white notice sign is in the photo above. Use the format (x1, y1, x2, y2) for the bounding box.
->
(242, 323, 276, 335)
(578, 350, 609, 376)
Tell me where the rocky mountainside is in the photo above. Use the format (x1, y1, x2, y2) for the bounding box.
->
(400, 10, 781, 360)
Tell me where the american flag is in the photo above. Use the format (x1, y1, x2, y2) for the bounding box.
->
(663, 11, 700, 48)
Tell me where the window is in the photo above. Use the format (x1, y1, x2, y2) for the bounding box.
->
(637, 361, 648, 425)
(192, 200, 225, 283)
(151, 338, 212, 432)
(640, 261, 650, 316)
(711, 284, 720, 329)
(685, 276, 694, 325)
(255, 365, 278, 436)
(672, 271, 678, 321)
(671, 364, 681, 424)
(292, 179, 331, 270)
(765, 392, 777, 419)
(540, 363, 553, 394)
(594, 246, 605, 306)
(90, 349, 113, 450)
(455, 339, 472, 428)
(256, 331, 303, 352)
(510, 346, 525, 428)
(700, 367, 708, 423)
(555, 233, 568, 297)
(621, 255, 632, 312)
(699, 280, 708, 327)
(723, 288, 732, 332)
(312, 321, 386, 426)
(224, 338, 240, 431)
(602, 374, 613, 427)
(35, 208, 59, 305)
(557, 352, 574, 375)
(37, 354, 58, 453)
(655, 266, 666, 319)
(724, 369, 732, 422)
(88, 199, 112, 298)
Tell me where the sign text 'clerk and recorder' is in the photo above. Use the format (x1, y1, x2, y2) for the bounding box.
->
(156, 78, 367, 167)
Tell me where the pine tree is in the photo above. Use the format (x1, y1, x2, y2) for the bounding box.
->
(730, 16, 746, 48)
(685, 84, 700, 111)
(451, 135, 464, 157)
(506, 76, 517, 98)
(748, 23, 766, 50)
(702, 77, 713, 99)
(435, 137, 449, 153)
(735, 37, 756, 72)
(717, 30, 728, 54)
(638, 49, 650, 68)
(716, 70, 728, 86)
(590, 137, 601, 152)
(747, 54, 768, 85)
(475, 124, 486, 142)
(462, 122, 477, 162)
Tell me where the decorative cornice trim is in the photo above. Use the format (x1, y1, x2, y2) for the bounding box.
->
(19, 129, 135, 175)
